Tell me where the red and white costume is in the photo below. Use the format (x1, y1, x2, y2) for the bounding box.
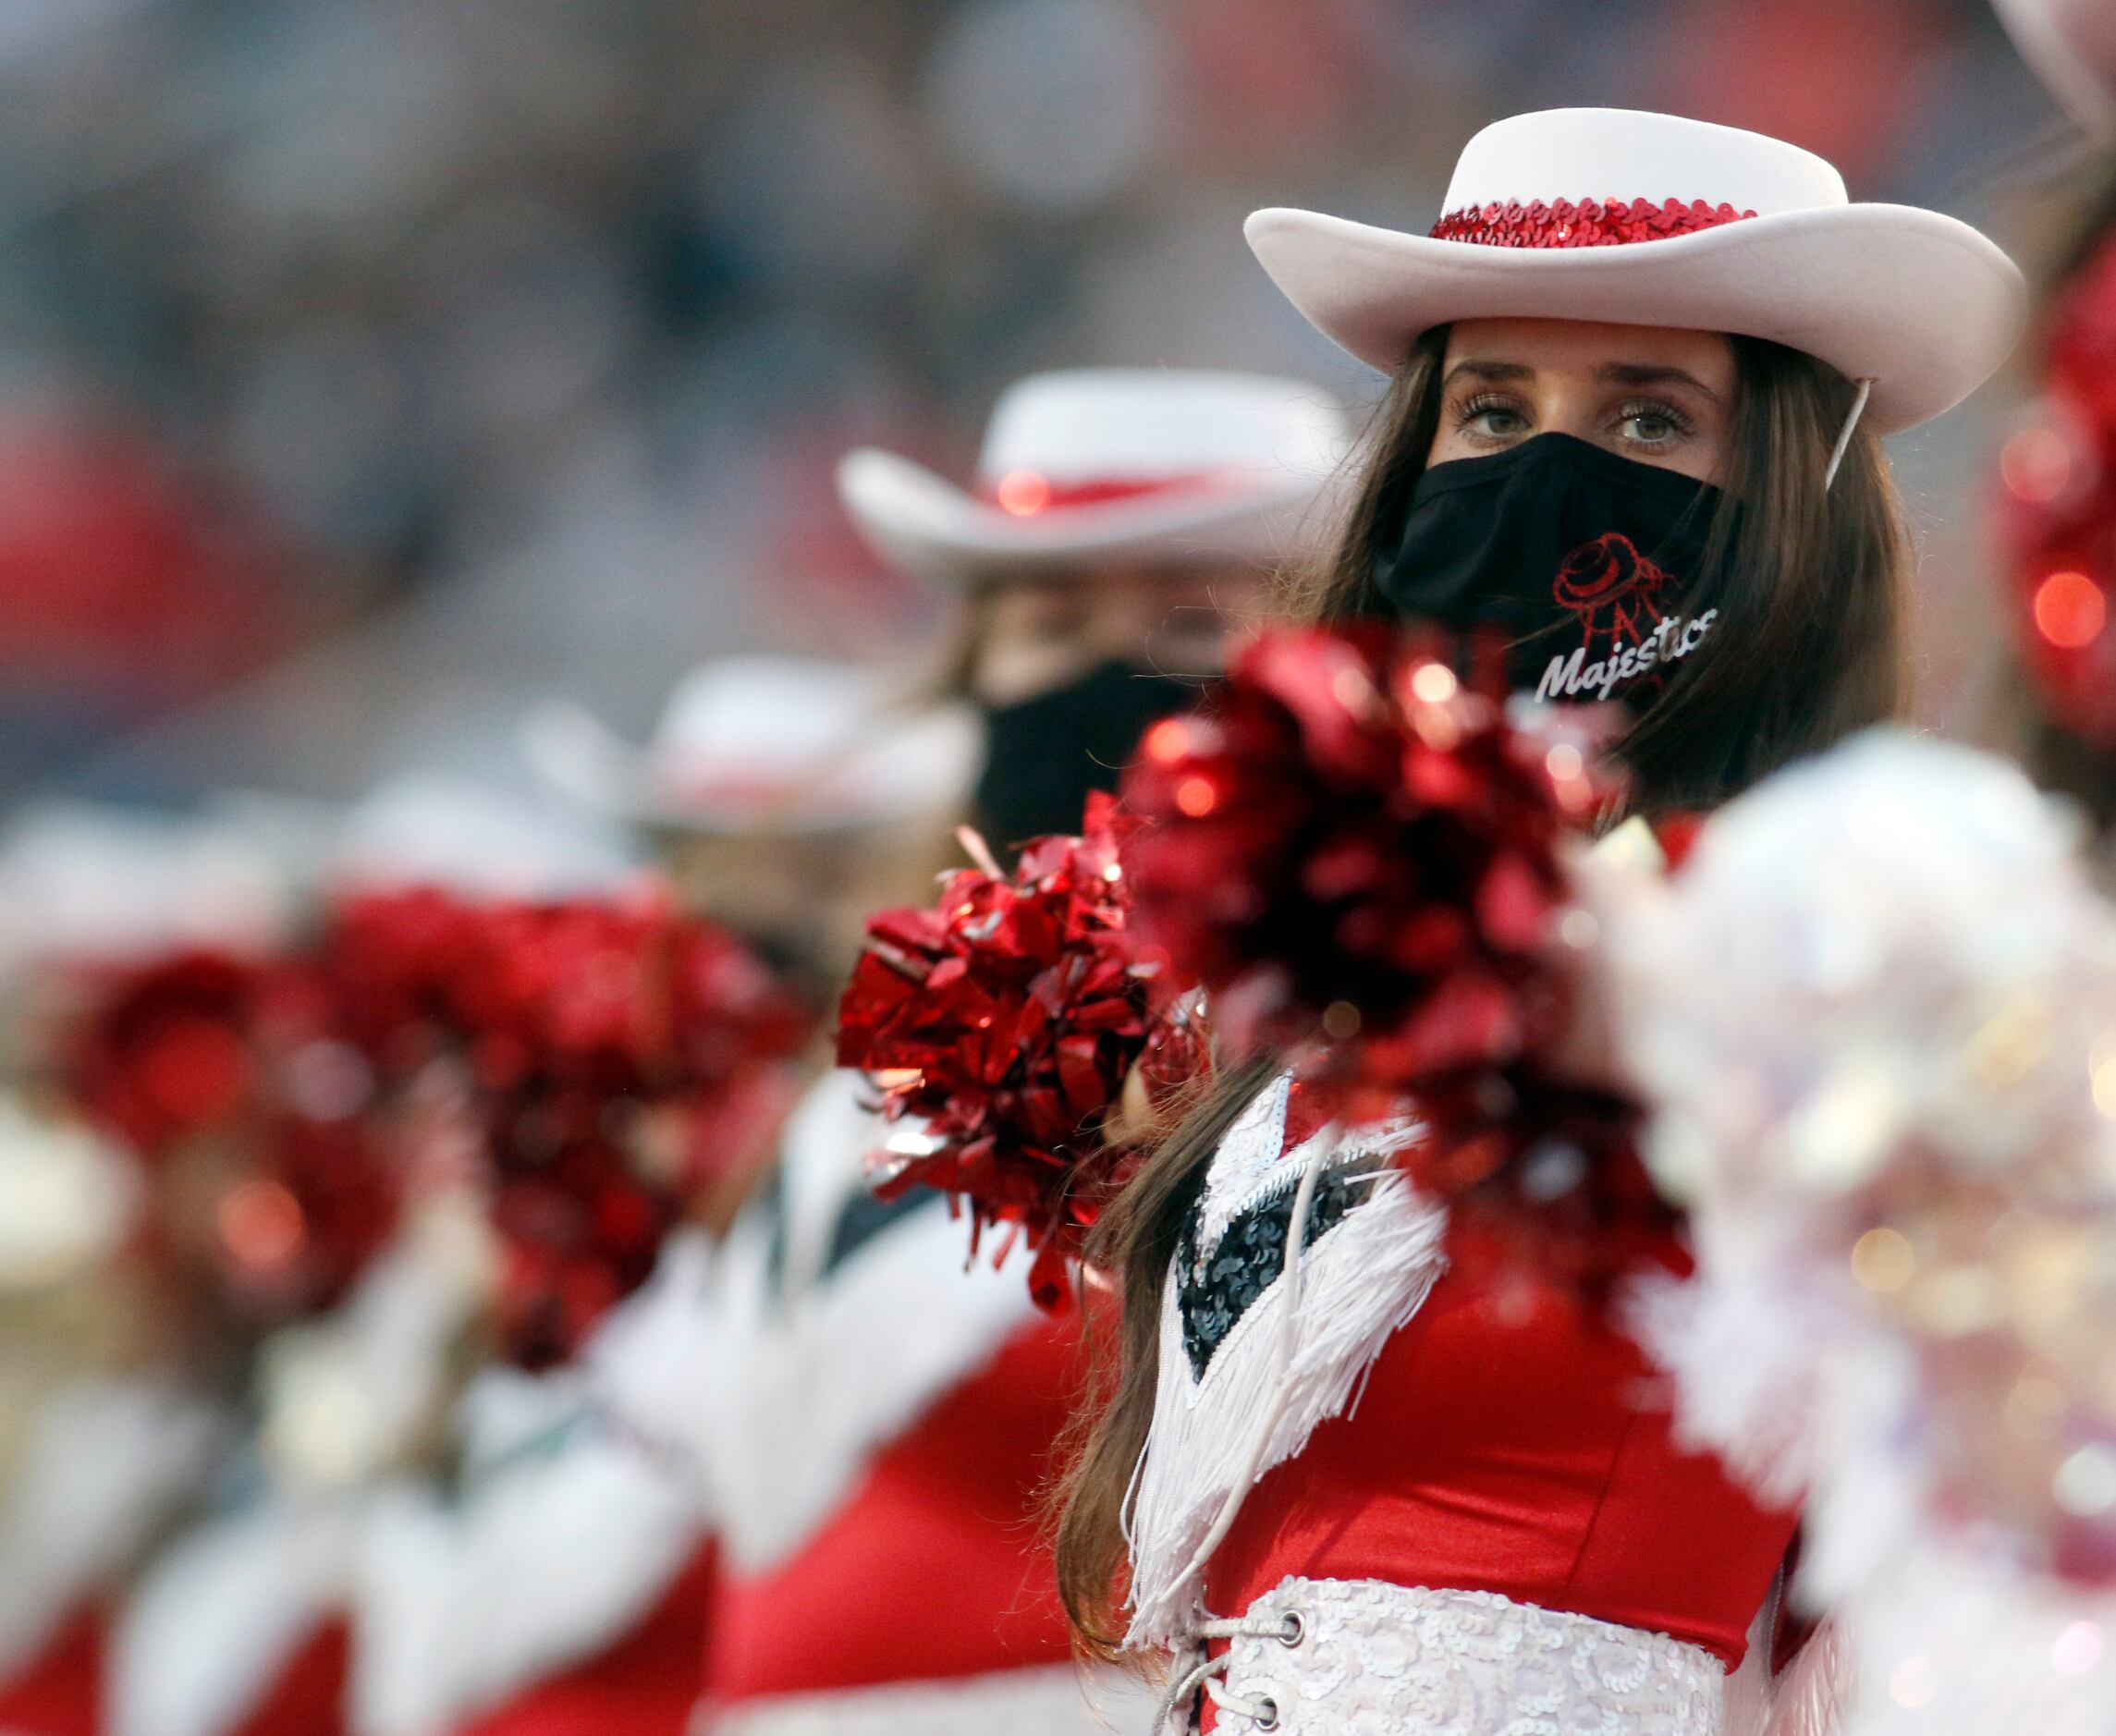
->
(0, 811, 303, 1736)
(684, 1069, 1154, 1734)
(0, 1375, 226, 1736)
(106, 1219, 489, 1736)
(351, 1315, 711, 1736)
(1106, 104, 2022, 1730)
(1127, 1073, 1797, 1733)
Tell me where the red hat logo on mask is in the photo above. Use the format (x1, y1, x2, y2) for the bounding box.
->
(1375, 433, 1723, 707)
(1553, 533, 1674, 657)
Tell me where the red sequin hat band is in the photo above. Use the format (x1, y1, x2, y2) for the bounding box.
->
(1429, 197, 1759, 249)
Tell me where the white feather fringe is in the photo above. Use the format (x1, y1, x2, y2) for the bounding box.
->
(111, 1496, 355, 1736)
(1121, 1087, 1445, 1649)
(692, 1070, 1041, 1576)
(0, 1375, 226, 1681)
(349, 1428, 698, 1736)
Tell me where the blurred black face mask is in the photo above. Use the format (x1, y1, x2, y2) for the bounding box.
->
(972, 661, 1195, 850)
(1376, 434, 1729, 705)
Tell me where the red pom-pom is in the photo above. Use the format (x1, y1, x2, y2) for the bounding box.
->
(56, 888, 815, 1363)
(1119, 625, 1665, 1281)
(1119, 627, 1593, 1082)
(316, 887, 815, 1366)
(836, 796, 1205, 1310)
(62, 949, 263, 1157)
(59, 947, 399, 1320)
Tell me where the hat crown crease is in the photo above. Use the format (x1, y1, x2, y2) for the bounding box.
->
(974, 370, 1345, 487)
(1442, 108, 1848, 220)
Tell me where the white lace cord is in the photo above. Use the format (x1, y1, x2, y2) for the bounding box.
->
(1153, 1611, 1303, 1733)
(1152, 1127, 1339, 1732)
(1823, 377, 1874, 490)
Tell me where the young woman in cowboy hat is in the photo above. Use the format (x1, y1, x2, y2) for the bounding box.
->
(1052, 106, 2024, 1733)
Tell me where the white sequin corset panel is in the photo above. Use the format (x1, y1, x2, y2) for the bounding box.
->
(1205, 1577, 1726, 1735)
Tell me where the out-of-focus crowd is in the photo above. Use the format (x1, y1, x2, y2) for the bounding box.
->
(0, 0, 2049, 808)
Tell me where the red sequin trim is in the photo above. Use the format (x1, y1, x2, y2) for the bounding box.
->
(1429, 197, 1759, 249)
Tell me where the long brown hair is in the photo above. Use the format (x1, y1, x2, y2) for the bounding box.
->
(1053, 324, 1915, 1655)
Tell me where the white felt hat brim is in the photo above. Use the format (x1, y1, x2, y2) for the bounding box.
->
(1245, 202, 2027, 434)
(837, 447, 1341, 586)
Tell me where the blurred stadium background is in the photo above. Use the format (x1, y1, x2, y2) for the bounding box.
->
(0, 0, 2066, 815)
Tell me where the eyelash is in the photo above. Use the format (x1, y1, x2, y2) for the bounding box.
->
(1451, 392, 1523, 436)
(1617, 398, 1694, 443)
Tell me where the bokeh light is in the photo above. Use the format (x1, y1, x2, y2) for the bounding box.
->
(2001, 423, 2079, 506)
(2034, 570, 2108, 650)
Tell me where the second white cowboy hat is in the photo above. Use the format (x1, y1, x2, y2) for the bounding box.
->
(1245, 107, 2026, 435)
(525, 655, 981, 836)
(838, 368, 1352, 586)
(1993, 0, 2116, 144)
(329, 773, 642, 900)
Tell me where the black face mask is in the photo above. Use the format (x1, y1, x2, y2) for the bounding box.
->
(973, 660, 1196, 851)
(1377, 434, 1730, 706)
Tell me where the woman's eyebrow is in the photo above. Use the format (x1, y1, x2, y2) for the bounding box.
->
(1596, 361, 1724, 402)
(1441, 359, 1535, 389)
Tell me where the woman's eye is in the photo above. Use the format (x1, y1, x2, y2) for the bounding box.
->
(1457, 397, 1529, 440)
(1617, 403, 1689, 446)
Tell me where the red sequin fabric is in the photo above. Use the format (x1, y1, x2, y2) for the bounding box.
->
(1429, 197, 1759, 249)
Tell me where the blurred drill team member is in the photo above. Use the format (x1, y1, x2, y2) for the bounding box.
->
(842, 369, 1352, 850)
(656, 371, 1348, 1736)
(531, 656, 982, 1018)
(93, 784, 641, 1736)
(1992, 0, 2116, 857)
(311, 665, 983, 1736)
(0, 805, 312, 1736)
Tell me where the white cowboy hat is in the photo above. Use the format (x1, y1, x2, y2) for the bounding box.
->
(1245, 107, 2026, 436)
(1993, 0, 2116, 144)
(838, 368, 1352, 586)
(525, 655, 981, 837)
(330, 772, 642, 901)
(0, 799, 308, 979)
